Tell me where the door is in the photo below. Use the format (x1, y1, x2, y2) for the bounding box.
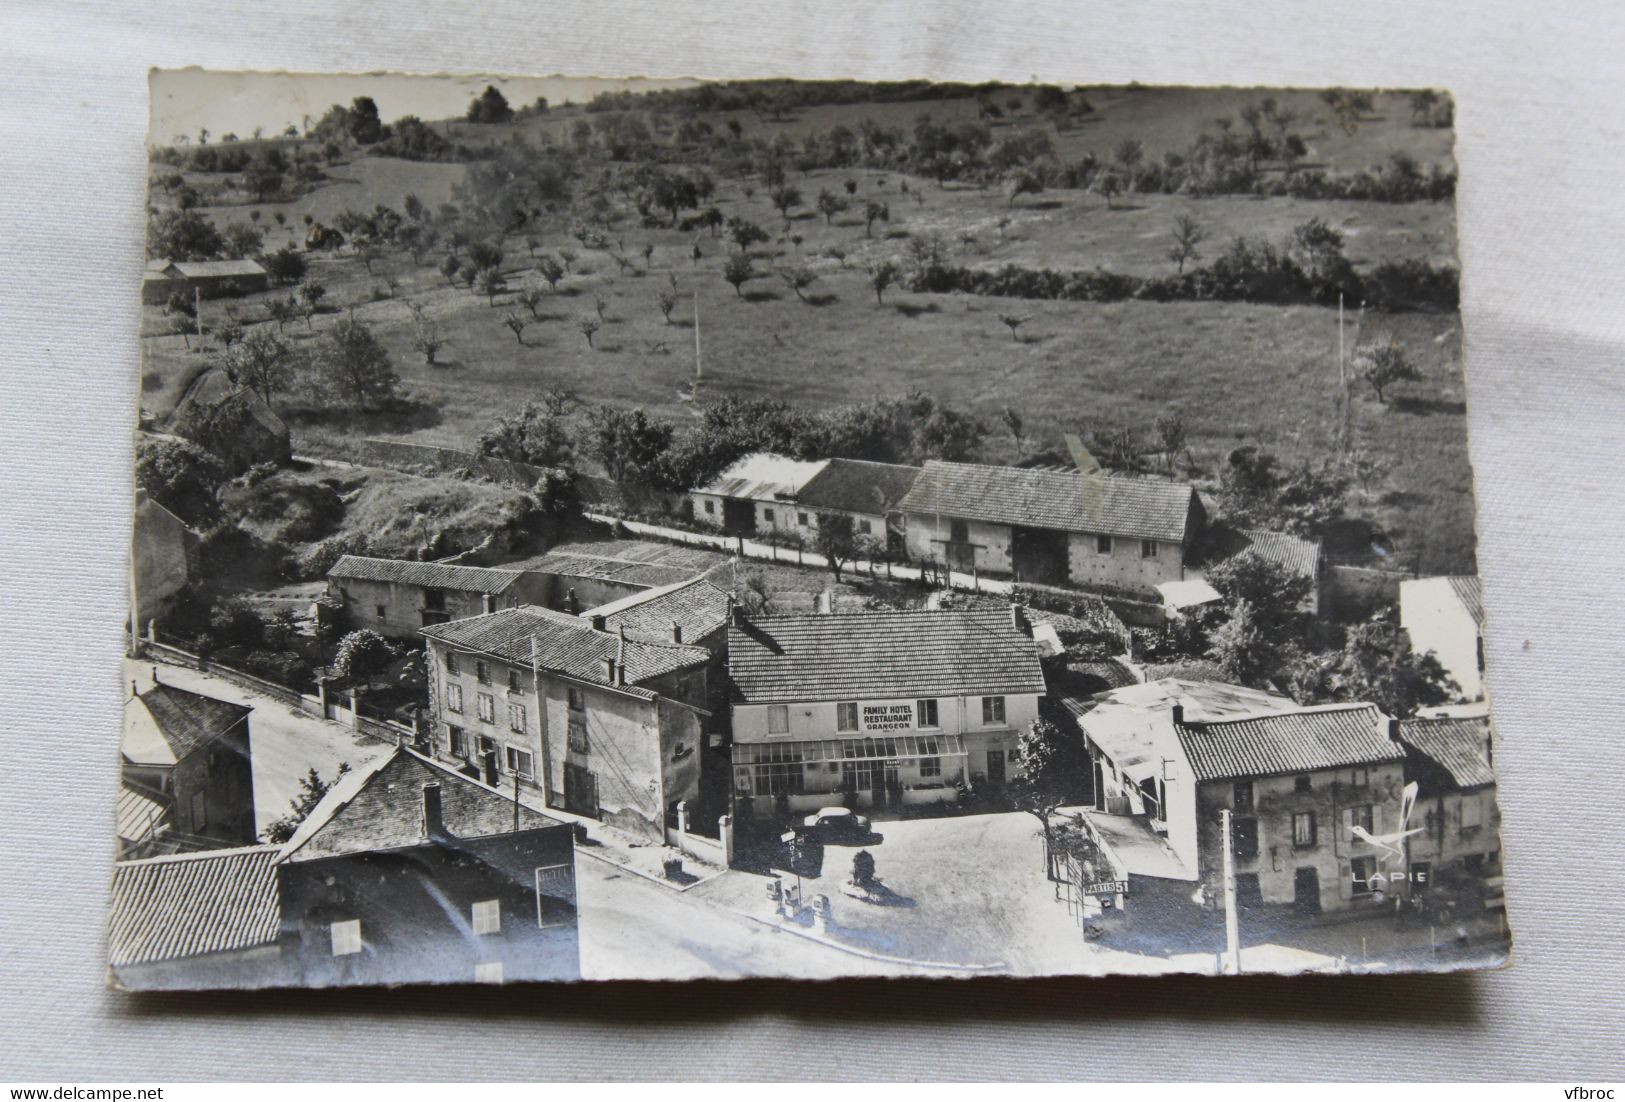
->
(721, 498, 757, 535)
(1293, 867, 1321, 914)
(986, 750, 1006, 785)
(563, 762, 598, 817)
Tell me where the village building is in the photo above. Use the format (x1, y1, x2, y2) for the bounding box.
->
(779, 457, 921, 555)
(1398, 715, 1502, 892)
(584, 576, 733, 653)
(107, 844, 285, 989)
(142, 257, 271, 304)
(1400, 575, 1487, 701)
(277, 746, 580, 986)
(895, 460, 1205, 590)
(169, 376, 292, 471)
(727, 607, 1048, 815)
(130, 490, 197, 630)
(327, 555, 554, 640)
(420, 606, 712, 840)
(1184, 525, 1327, 617)
(120, 677, 256, 858)
(500, 549, 710, 613)
(690, 452, 829, 536)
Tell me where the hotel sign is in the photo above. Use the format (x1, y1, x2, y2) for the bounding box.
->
(861, 703, 915, 732)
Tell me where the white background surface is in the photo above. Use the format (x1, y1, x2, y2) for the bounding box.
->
(2, 0, 1623, 1081)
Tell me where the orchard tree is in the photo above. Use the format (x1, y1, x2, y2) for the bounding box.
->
(816, 188, 848, 225)
(727, 216, 769, 253)
(656, 289, 678, 324)
(408, 302, 444, 365)
(1167, 214, 1208, 274)
(517, 287, 544, 319)
(222, 221, 263, 260)
(1096, 170, 1123, 210)
(780, 265, 817, 302)
(316, 315, 398, 409)
(475, 266, 507, 305)
(576, 315, 601, 348)
(998, 313, 1030, 342)
(224, 327, 296, 407)
(1355, 334, 1422, 404)
(298, 281, 326, 329)
(812, 511, 859, 583)
(863, 199, 890, 238)
(723, 254, 755, 298)
(536, 254, 565, 291)
(503, 312, 527, 344)
(866, 259, 898, 305)
(477, 400, 575, 468)
(263, 245, 306, 285)
(769, 184, 803, 223)
(1154, 408, 1188, 472)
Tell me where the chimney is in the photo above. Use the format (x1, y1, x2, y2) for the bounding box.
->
(1010, 603, 1028, 634)
(616, 627, 627, 668)
(1171, 703, 1185, 726)
(565, 587, 580, 613)
(422, 782, 444, 838)
(671, 620, 684, 645)
(1388, 717, 1402, 742)
(482, 593, 496, 614)
(816, 587, 834, 615)
(588, 613, 607, 631)
(729, 595, 746, 628)
(481, 750, 499, 786)
(603, 657, 617, 684)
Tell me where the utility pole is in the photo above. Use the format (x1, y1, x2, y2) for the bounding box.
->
(693, 292, 702, 382)
(1220, 808, 1242, 975)
(530, 636, 553, 813)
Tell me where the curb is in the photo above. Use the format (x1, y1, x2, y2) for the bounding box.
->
(725, 903, 1010, 974)
(575, 842, 726, 895)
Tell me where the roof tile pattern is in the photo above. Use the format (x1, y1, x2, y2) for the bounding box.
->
(728, 609, 1047, 704)
(597, 579, 733, 643)
(897, 460, 1197, 543)
(132, 684, 251, 762)
(330, 555, 525, 595)
(108, 845, 281, 966)
(1176, 704, 1404, 782)
(795, 459, 921, 515)
(1400, 716, 1495, 793)
(422, 605, 710, 691)
(1447, 576, 1486, 626)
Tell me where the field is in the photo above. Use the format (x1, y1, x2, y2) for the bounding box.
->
(141, 84, 1474, 573)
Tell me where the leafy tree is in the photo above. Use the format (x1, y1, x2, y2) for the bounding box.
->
(517, 287, 544, 320)
(475, 266, 507, 305)
(467, 84, 514, 124)
(333, 629, 395, 684)
(1354, 334, 1422, 404)
(588, 405, 678, 492)
(1206, 552, 1311, 636)
(780, 265, 817, 302)
(135, 437, 226, 526)
(1167, 214, 1208, 274)
(315, 316, 398, 409)
(1290, 217, 1346, 283)
(769, 184, 803, 222)
(263, 245, 306, 285)
(1206, 600, 1281, 686)
(1010, 717, 1091, 851)
(243, 160, 282, 202)
(221, 221, 263, 260)
(478, 400, 574, 468)
(812, 511, 860, 583)
(222, 327, 296, 407)
(503, 312, 527, 344)
(1096, 170, 1123, 210)
(1114, 138, 1145, 175)
(576, 315, 601, 348)
(439, 254, 462, 288)
(723, 253, 755, 298)
(297, 281, 326, 329)
(1331, 619, 1458, 716)
(865, 259, 898, 305)
(147, 209, 223, 260)
(998, 312, 1030, 342)
(1001, 406, 1025, 452)
(347, 96, 383, 144)
(1006, 170, 1043, 208)
(264, 763, 352, 843)
(816, 188, 848, 225)
(863, 199, 890, 237)
(727, 216, 769, 253)
(408, 301, 444, 365)
(266, 295, 300, 331)
(213, 315, 246, 353)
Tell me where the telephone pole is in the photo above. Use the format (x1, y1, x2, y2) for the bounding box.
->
(1220, 808, 1242, 975)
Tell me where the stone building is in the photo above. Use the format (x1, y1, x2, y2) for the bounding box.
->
(420, 606, 712, 840)
(896, 460, 1204, 591)
(690, 452, 830, 536)
(1398, 715, 1502, 888)
(727, 606, 1047, 816)
(327, 555, 553, 640)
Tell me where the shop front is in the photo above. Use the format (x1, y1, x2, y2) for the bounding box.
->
(733, 733, 969, 816)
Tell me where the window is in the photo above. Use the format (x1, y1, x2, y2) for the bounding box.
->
(189, 790, 207, 830)
(567, 685, 585, 713)
(950, 519, 970, 544)
(447, 725, 468, 757)
(477, 733, 498, 762)
(858, 519, 872, 535)
(703, 499, 715, 514)
(424, 589, 446, 612)
(1347, 803, 1374, 842)
(797, 511, 809, 526)
(836, 701, 859, 732)
(919, 757, 942, 778)
(1232, 817, 1259, 859)
(767, 704, 790, 734)
(375, 604, 387, 619)
(982, 696, 1006, 726)
(567, 717, 588, 754)
(1292, 811, 1317, 848)
(1461, 798, 1484, 829)
(330, 919, 362, 957)
(474, 961, 504, 984)
(477, 692, 496, 723)
(1140, 539, 1159, 559)
(754, 759, 805, 796)
(1349, 767, 1369, 788)
(916, 699, 940, 728)
(1233, 781, 1254, 812)
(1294, 774, 1313, 794)
(508, 702, 527, 734)
(445, 683, 463, 714)
(508, 668, 522, 693)
(505, 746, 534, 779)
(1409, 861, 1431, 893)
(472, 899, 501, 936)
(1096, 534, 1113, 555)
(476, 660, 491, 685)
(763, 507, 776, 523)
(445, 651, 460, 676)
(1350, 855, 1378, 895)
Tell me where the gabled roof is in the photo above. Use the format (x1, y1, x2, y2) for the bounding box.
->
(697, 452, 828, 501)
(1400, 716, 1495, 794)
(508, 551, 702, 590)
(727, 609, 1047, 704)
(122, 682, 251, 767)
(1175, 703, 1404, 783)
(589, 578, 732, 644)
(896, 460, 1198, 543)
(794, 459, 921, 516)
(280, 746, 562, 863)
(169, 258, 268, 279)
(1202, 526, 1323, 581)
(108, 845, 281, 967)
(421, 605, 710, 696)
(330, 554, 527, 595)
(116, 784, 172, 846)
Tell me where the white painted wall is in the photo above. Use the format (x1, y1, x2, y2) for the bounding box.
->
(1400, 578, 1484, 700)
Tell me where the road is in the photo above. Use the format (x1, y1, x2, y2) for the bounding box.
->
(124, 657, 390, 838)
(575, 853, 926, 980)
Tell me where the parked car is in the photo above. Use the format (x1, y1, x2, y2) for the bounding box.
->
(802, 806, 871, 841)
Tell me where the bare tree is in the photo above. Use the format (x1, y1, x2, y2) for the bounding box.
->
(656, 289, 678, 324)
(1155, 408, 1188, 473)
(1167, 215, 1208, 274)
(780, 265, 817, 302)
(577, 315, 601, 348)
(517, 287, 544, 319)
(998, 313, 1031, 342)
(408, 302, 444, 365)
(503, 312, 527, 345)
(866, 259, 898, 306)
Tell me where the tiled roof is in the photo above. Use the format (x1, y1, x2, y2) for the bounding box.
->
(1175, 704, 1404, 782)
(698, 452, 828, 501)
(421, 605, 710, 694)
(170, 258, 268, 279)
(727, 609, 1047, 704)
(510, 551, 702, 590)
(1202, 526, 1322, 580)
(329, 555, 526, 595)
(592, 578, 733, 644)
(115, 784, 171, 846)
(896, 460, 1198, 543)
(123, 683, 251, 767)
(1400, 716, 1495, 794)
(108, 845, 281, 966)
(794, 459, 921, 516)
(280, 747, 562, 863)
(1447, 576, 1485, 626)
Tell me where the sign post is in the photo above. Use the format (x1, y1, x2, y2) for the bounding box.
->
(1221, 809, 1242, 975)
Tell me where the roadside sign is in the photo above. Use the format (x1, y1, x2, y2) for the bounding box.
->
(1084, 879, 1129, 896)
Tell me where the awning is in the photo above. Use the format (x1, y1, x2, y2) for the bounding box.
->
(735, 734, 968, 766)
(1156, 578, 1222, 611)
